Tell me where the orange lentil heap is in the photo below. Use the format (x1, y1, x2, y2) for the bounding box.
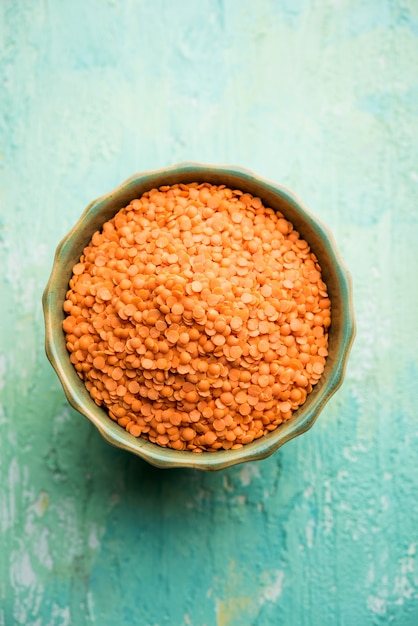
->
(63, 183, 331, 452)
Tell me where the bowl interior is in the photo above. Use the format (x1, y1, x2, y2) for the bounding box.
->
(43, 163, 355, 470)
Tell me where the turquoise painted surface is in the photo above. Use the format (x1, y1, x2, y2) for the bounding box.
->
(1, 0, 418, 624)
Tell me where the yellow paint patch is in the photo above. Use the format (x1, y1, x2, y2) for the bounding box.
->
(217, 596, 253, 626)
(31, 491, 50, 516)
(216, 559, 254, 626)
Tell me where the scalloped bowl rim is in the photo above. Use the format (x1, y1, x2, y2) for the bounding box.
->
(43, 162, 355, 470)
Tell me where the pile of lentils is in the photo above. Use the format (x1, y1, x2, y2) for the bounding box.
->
(63, 182, 331, 453)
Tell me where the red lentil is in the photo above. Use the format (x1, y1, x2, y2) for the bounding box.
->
(63, 182, 330, 452)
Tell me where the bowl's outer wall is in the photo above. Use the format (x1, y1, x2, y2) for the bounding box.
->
(43, 163, 355, 470)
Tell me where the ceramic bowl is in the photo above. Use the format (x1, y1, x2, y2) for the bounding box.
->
(43, 162, 355, 470)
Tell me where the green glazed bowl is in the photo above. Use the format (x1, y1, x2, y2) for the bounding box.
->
(43, 163, 355, 470)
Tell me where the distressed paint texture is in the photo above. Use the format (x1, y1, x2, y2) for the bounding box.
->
(1, 0, 418, 624)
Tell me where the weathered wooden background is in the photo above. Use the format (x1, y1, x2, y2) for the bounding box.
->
(1, 1, 418, 624)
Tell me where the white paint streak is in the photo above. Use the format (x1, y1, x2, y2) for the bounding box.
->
(2, 458, 19, 532)
(88, 525, 101, 550)
(367, 563, 375, 584)
(407, 543, 416, 557)
(306, 518, 315, 549)
(12, 552, 36, 589)
(35, 528, 53, 571)
(393, 543, 417, 604)
(50, 604, 71, 626)
(380, 494, 389, 511)
(367, 594, 387, 616)
(0, 354, 6, 390)
(87, 591, 96, 623)
(342, 442, 368, 463)
(304, 485, 314, 498)
(10, 549, 45, 624)
(323, 479, 334, 535)
(366, 543, 418, 619)
(239, 463, 261, 487)
(260, 570, 285, 604)
(0, 402, 6, 426)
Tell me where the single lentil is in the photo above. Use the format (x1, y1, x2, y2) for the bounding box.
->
(64, 182, 330, 452)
